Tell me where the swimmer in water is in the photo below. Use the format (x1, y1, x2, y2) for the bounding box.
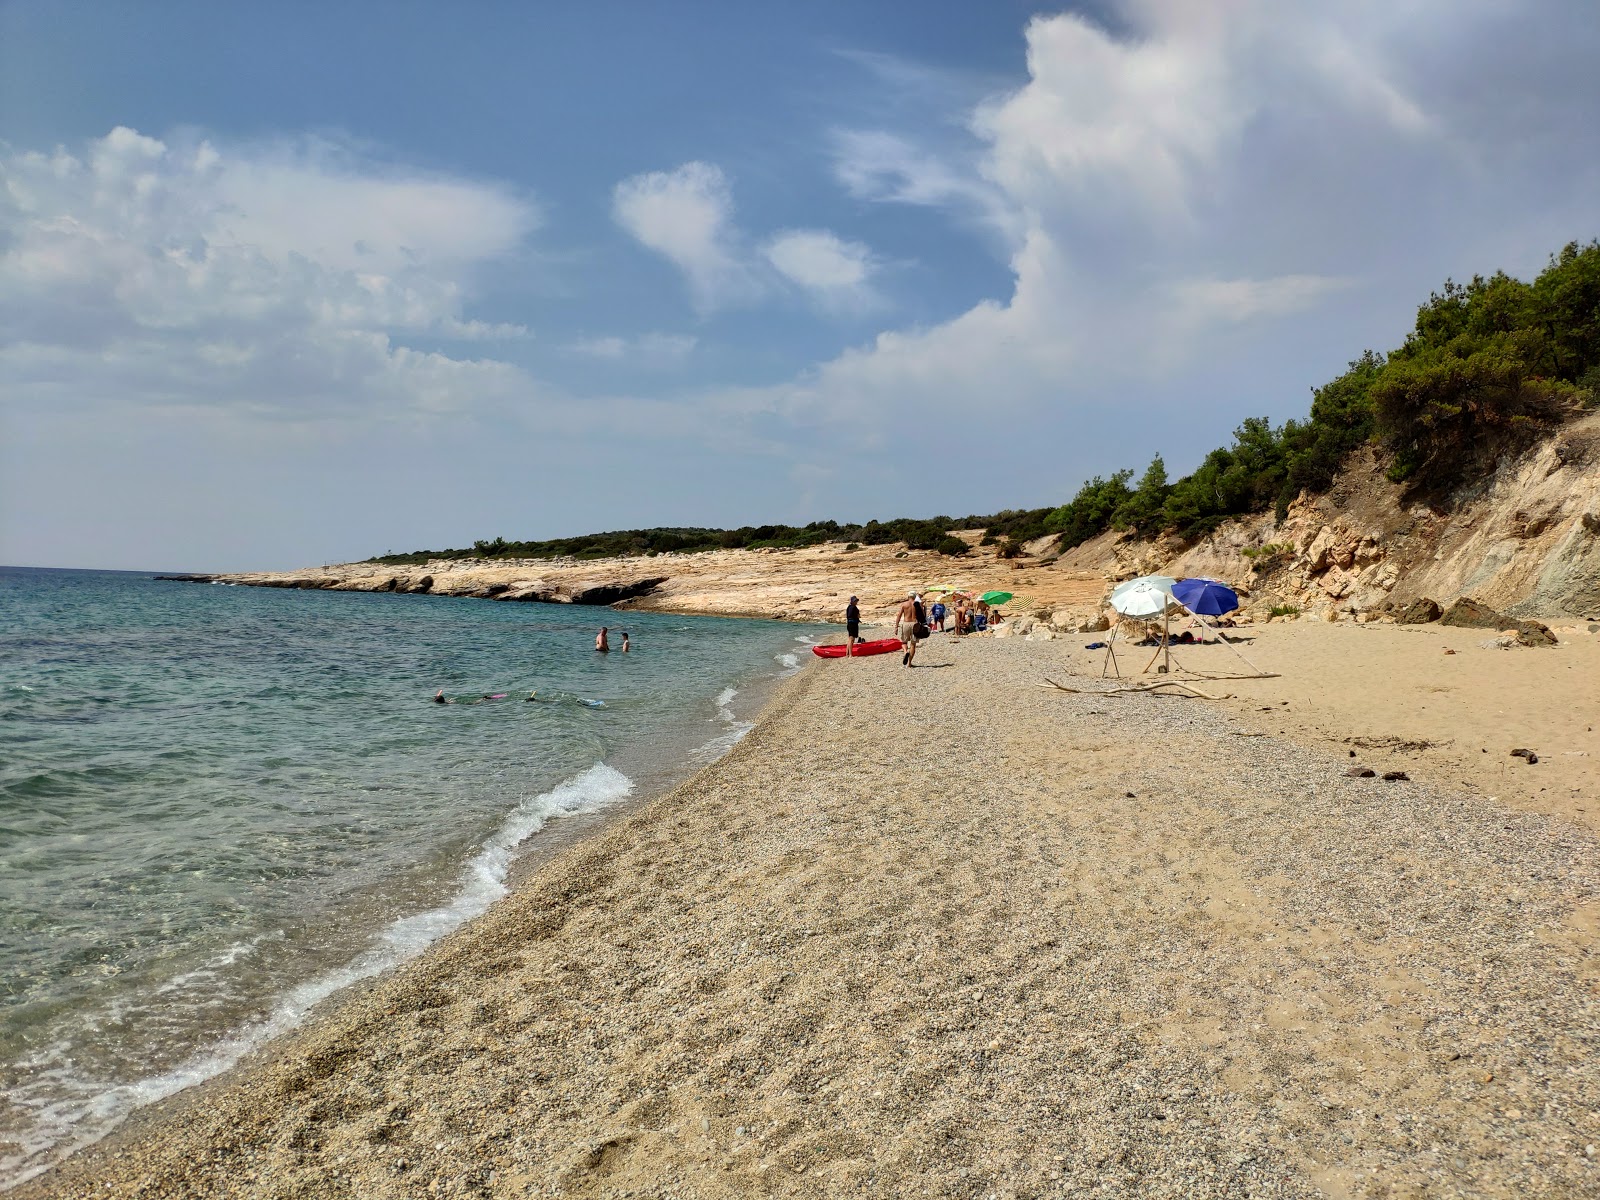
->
(595, 627, 610, 653)
(620, 632, 630, 653)
(434, 689, 449, 704)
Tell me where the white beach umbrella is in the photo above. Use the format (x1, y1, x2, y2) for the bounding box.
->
(1109, 580, 1175, 619)
(1110, 575, 1176, 603)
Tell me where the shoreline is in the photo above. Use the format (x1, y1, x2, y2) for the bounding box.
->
(1, 622, 814, 1195)
(11, 663, 824, 1199)
(18, 627, 1600, 1198)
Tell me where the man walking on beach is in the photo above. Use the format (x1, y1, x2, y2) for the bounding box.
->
(845, 596, 861, 645)
(896, 592, 921, 667)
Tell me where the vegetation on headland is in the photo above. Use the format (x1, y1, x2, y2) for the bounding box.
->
(369, 519, 974, 565)
(369, 241, 1599, 568)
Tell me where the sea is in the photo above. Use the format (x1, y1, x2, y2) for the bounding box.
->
(0, 565, 822, 1189)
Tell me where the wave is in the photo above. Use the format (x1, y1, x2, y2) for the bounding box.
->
(0, 763, 635, 1191)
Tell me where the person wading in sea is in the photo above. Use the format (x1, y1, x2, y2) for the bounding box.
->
(896, 592, 922, 667)
(595, 627, 610, 653)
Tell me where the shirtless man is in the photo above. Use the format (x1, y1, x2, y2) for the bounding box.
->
(896, 591, 921, 667)
(595, 627, 610, 652)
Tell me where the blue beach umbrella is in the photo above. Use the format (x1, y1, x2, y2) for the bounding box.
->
(1173, 577, 1240, 616)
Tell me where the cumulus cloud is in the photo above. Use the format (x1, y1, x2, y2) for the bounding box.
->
(0, 126, 537, 420)
(770, 0, 1598, 455)
(614, 162, 881, 313)
(611, 161, 755, 312)
(763, 230, 878, 309)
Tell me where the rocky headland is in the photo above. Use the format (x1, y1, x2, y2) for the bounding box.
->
(169, 411, 1600, 638)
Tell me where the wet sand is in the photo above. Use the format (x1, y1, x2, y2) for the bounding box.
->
(20, 629, 1600, 1198)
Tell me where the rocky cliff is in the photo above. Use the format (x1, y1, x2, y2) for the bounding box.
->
(1110, 409, 1600, 622)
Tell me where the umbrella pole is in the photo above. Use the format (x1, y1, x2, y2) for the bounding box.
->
(1141, 611, 1172, 675)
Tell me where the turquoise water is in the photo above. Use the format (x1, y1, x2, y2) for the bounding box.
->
(0, 566, 820, 1187)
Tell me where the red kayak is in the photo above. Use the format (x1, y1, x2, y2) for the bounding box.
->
(812, 638, 903, 659)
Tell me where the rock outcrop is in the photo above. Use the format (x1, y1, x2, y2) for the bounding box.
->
(1137, 410, 1600, 623)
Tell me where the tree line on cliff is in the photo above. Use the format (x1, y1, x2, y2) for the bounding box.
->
(370, 240, 1599, 566)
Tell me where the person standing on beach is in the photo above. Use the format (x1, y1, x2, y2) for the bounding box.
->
(595, 627, 610, 652)
(896, 592, 921, 667)
(931, 597, 946, 632)
(845, 596, 861, 644)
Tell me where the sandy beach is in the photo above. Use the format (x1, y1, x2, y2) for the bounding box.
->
(20, 623, 1600, 1199)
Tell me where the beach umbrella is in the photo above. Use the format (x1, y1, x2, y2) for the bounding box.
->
(980, 591, 1013, 605)
(1110, 575, 1176, 602)
(1109, 580, 1174, 619)
(1172, 577, 1239, 616)
(923, 585, 956, 596)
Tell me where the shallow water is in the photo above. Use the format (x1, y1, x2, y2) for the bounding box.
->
(0, 566, 820, 1187)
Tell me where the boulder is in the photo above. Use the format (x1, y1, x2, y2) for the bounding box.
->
(1516, 621, 1558, 647)
(1077, 613, 1111, 633)
(1439, 596, 1507, 629)
(1396, 597, 1442, 624)
(1441, 596, 1558, 645)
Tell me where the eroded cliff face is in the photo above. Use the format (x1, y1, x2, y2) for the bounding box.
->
(1136, 412, 1600, 621)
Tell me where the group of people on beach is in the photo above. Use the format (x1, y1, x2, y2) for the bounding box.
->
(851, 590, 1001, 666)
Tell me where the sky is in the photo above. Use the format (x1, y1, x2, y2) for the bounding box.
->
(3, 1, 1598, 571)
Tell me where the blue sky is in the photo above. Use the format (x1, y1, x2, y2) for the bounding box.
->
(3, 1, 1598, 570)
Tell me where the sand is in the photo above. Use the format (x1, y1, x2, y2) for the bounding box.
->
(19, 626, 1600, 1198)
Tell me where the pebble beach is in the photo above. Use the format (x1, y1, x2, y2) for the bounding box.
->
(20, 626, 1600, 1199)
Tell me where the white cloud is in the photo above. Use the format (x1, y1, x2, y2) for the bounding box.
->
(614, 161, 887, 315)
(1168, 274, 1352, 324)
(974, 9, 1246, 222)
(763, 230, 878, 309)
(611, 161, 754, 311)
(751, 1, 1492, 436)
(832, 129, 1015, 235)
(567, 332, 697, 365)
(0, 127, 538, 421)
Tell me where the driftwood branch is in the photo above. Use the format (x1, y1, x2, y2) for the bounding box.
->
(1172, 671, 1280, 681)
(1116, 679, 1234, 700)
(1041, 677, 1234, 700)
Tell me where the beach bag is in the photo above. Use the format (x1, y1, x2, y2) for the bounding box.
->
(913, 621, 929, 640)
